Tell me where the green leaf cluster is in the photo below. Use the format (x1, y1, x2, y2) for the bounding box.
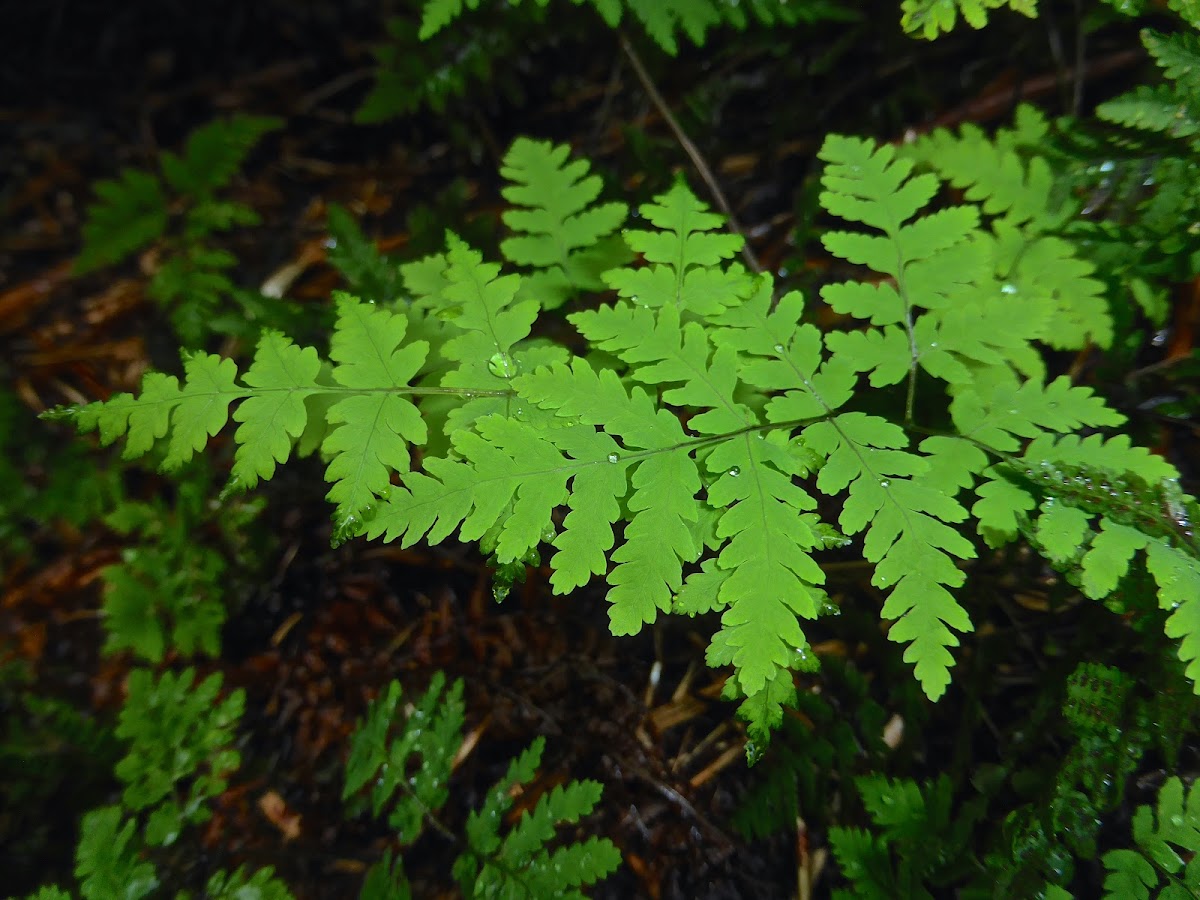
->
(343, 674, 621, 897)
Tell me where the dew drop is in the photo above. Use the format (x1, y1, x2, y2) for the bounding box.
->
(607, 453, 620, 464)
(879, 479, 890, 488)
(773, 343, 786, 353)
(1000, 283, 1018, 295)
(727, 466, 741, 477)
(488, 351, 518, 379)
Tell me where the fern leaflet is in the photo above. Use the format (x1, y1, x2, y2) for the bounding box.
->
(500, 137, 629, 309)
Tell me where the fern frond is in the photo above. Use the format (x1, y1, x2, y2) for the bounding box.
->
(419, 0, 833, 54)
(1098, 83, 1200, 140)
(500, 137, 629, 310)
(113, 668, 244, 847)
(75, 806, 158, 900)
(904, 113, 1069, 229)
(900, 0, 1037, 39)
(367, 415, 605, 573)
(1098, 29, 1200, 145)
(159, 114, 282, 197)
(434, 234, 565, 432)
(454, 736, 621, 896)
(75, 168, 168, 273)
(1102, 776, 1200, 899)
(343, 674, 464, 843)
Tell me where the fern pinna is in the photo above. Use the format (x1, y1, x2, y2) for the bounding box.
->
(55, 134, 1200, 748)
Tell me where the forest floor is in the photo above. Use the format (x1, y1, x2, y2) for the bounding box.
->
(2, 2, 1198, 898)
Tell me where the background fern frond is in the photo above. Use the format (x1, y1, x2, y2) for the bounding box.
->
(343, 674, 465, 843)
(74, 168, 168, 274)
(158, 114, 282, 197)
(113, 668, 244, 847)
(75, 806, 158, 900)
(453, 736, 621, 896)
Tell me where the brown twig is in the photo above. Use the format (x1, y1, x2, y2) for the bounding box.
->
(618, 32, 763, 274)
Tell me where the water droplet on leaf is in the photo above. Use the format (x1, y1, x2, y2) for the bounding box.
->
(607, 453, 620, 463)
(488, 352, 517, 379)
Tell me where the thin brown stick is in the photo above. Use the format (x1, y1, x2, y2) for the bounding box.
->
(618, 32, 763, 274)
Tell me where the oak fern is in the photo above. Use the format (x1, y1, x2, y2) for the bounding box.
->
(56, 134, 1200, 749)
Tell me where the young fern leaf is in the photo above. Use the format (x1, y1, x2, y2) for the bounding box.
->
(500, 137, 629, 310)
(343, 674, 465, 843)
(1102, 776, 1200, 898)
(453, 736, 621, 896)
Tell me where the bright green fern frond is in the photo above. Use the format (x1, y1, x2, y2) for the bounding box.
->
(343, 674, 465, 843)
(951, 377, 1124, 454)
(1102, 776, 1200, 899)
(806, 412, 974, 700)
(600, 178, 752, 315)
(500, 137, 629, 309)
(900, 0, 1037, 39)
(75, 806, 158, 900)
(454, 736, 621, 896)
(59, 296, 429, 536)
(229, 332, 323, 490)
(113, 668, 244, 847)
(75, 168, 168, 274)
(159, 114, 281, 197)
(323, 293, 429, 542)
